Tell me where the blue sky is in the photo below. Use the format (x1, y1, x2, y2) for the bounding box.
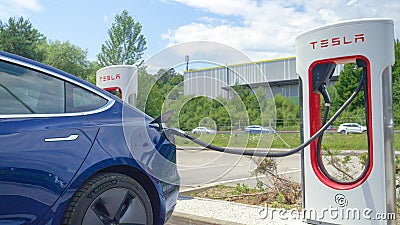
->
(0, 0, 399, 63)
(7, 0, 213, 60)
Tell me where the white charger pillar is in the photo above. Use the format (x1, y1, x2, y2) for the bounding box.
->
(296, 19, 395, 224)
(96, 65, 138, 106)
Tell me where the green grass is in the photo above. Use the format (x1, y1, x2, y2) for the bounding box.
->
(176, 133, 274, 148)
(176, 132, 400, 150)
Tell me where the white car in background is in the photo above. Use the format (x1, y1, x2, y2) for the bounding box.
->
(192, 127, 217, 134)
(337, 123, 367, 134)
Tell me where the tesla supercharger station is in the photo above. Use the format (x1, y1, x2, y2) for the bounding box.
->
(96, 65, 138, 106)
(296, 19, 396, 224)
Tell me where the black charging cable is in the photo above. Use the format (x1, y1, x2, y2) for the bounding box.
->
(316, 64, 370, 184)
(164, 73, 366, 157)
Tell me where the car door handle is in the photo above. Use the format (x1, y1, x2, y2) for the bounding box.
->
(45, 134, 79, 142)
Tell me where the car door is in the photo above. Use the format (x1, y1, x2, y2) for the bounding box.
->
(0, 59, 106, 224)
(354, 124, 362, 133)
(344, 124, 352, 133)
(349, 124, 358, 133)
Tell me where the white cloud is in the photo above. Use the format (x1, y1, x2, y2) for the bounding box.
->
(163, 0, 400, 61)
(347, 0, 358, 6)
(0, 0, 43, 20)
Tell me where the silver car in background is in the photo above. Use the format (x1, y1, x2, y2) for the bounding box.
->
(337, 123, 367, 134)
(192, 127, 217, 134)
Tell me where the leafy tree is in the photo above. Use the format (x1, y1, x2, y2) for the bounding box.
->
(43, 40, 92, 80)
(230, 85, 279, 127)
(332, 64, 364, 112)
(97, 10, 146, 66)
(392, 39, 400, 126)
(136, 67, 156, 111)
(177, 96, 229, 131)
(138, 71, 300, 130)
(231, 84, 261, 125)
(226, 93, 249, 128)
(143, 68, 183, 117)
(86, 61, 103, 84)
(0, 17, 46, 61)
(274, 94, 299, 128)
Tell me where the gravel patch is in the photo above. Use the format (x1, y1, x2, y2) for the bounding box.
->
(174, 195, 307, 225)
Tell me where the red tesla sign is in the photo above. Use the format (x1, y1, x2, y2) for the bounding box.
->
(99, 74, 121, 82)
(309, 33, 365, 50)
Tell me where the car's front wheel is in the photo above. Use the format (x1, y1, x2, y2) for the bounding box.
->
(62, 173, 153, 225)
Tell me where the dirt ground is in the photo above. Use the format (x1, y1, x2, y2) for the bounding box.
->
(191, 184, 302, 210)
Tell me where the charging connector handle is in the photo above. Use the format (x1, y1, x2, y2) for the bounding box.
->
(318, 84, 331, 105)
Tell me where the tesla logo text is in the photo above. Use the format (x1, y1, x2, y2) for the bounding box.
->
(99, 74, 121, 82)
(309, 34, 365, 50)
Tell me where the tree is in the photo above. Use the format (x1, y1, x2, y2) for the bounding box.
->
(97, 10, 146, 66)
(136, 68, 156, 111)
(0, 17, 46, 61)
(391, 39, 400, 126)
(144, 68, 183, 117)
(43, 40, 93, 80)
(86, 61, 103, 84)
(274, 94, 299, 128)
(332, 63, 364, 112)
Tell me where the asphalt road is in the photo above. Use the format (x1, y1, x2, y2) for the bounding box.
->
(176, 147, 374, 192)
(176, 148, 302, 191)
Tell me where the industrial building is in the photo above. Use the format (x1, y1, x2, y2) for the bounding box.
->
(183, 57, 342, 99)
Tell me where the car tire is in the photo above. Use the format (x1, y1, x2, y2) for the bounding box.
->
(62, 173, 153, 225)
(340, 130, 346, 135)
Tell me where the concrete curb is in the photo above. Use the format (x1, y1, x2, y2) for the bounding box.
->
(170, 195, 307, 225)
(167, 211, 243, 225)
(179, 185, 218, 196)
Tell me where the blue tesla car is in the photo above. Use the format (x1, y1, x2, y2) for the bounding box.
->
(0, 51, 180, 225)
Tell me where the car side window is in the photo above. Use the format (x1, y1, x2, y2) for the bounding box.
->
(65, 82, 107, 113)
(0, 60, 64, 115)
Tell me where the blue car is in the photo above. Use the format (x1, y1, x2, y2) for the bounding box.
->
(244, 125, 275, 134)
(0, 51, 180, 225)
